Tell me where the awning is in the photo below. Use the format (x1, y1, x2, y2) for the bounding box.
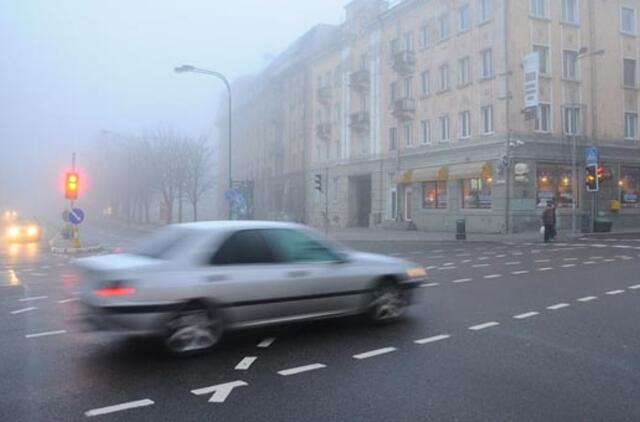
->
(448, 162, 486, 180)
(394, 166, 449, 184)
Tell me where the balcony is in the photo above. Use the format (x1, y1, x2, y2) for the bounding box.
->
(316, 85, 332, 104)
(316, 122, 332, 140)
(349, 69, 370, 92)
(392, 50, 415, 75)
(391, 97, 416, 121)
(349, 111, 370, 132)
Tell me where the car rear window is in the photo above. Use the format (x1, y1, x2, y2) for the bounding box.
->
(132, 227, 198, 259)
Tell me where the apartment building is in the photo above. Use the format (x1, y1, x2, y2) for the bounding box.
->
(305, 0, 640, 233)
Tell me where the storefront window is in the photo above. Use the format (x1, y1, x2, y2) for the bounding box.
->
(422, 181, 447, 209)
(620, 167, 640, 208)
(462, 178, 492, 209)
(536, 164, 575, 208)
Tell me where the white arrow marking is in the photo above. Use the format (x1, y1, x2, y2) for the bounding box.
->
(257, 337, 275, 348)
(191, 380, 248, 403)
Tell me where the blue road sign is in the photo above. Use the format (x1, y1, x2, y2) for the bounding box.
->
(69, 208, 85, 225)
(585, 147, 599, 166)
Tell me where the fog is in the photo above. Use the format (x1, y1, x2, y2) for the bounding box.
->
(0, 0, 344, 219)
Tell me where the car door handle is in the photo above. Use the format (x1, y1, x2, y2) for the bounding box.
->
(206, 275, 228, 282)
(286, 270, 309, 278)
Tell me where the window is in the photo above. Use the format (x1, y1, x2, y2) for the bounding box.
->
(530, 0, 548, 18)
(390, 38, 400, 54)
(336, 139, 341, 159)
(331, 177, 339, 202)
(621, 7, 637, 34)
(625, 112, 638, 139)
(535, 104, 551, 132)
(403, 32, 414, 51)
(620, 167, 640, 208)
(335, 102, 341, 123)
(562, 0, 578, 24)
(133, 227, 200, 260)
(404, 188, 413, 221)
(480, 49, 493, 78)
(262, 229, 338, 262)
(334, 65, 342, 86)
(404, 121, 413, 146)
(563, 106, 580, 135)
(458, 56, 471, 85)
(421, 70, 430, 95)
(440, 115, 450, 142)
(462, 178, 492, 209)
(479, 0, 492, 22)
(624, 58, 637, 87)
(422, 181, 447, 209)
(481, 105, 494, 134)
(211, 230, 275, 265)
(419, 24, 430, 48)
(390, 81, 398, 102)
(460, 111, 471, 139)
(563, 50, 579, 80)
(537, 164, 575, 208)
(360, 54, 368, 70)
(360, 94, 368, 110)
(403, 76, 413, 98)
(439, 14, 450, 40)
(421, 120, 431, 144)
(533, 45, 550, 75)
(389, 127, 397, 151)
(439, 64, 450, 91)
(389, 186, 398, 219)
(360, 133, 369, 155)
(459, 4, 471, 31)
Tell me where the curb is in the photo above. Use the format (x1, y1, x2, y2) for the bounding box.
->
(49, 239, 103, 255)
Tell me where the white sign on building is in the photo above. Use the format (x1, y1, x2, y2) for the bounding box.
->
(523, 53, 539, 109)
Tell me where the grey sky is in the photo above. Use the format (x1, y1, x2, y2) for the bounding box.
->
(0, 0, 345, 211)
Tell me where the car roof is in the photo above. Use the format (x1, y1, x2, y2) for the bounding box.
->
(174, 220, 307, 232)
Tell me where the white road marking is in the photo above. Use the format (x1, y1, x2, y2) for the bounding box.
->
(461, 259, 472, 263)
(537, 267, 554, 271)
(590, 244, 607, 248)
(429, 255, 444, 259)
(512, 252, 524, 256)
(414, 334, 451, 345)
(606, 290, 625, 295)
(535, 259, 550, 263)
(257, 337, 275, 348)
(472, 263, 490, 268)
(577, 296, 597, 302)
(563, 257, 578, 261)
(555, 243, 568, 247)
(513, 312, 539, 319)
(432, 249, 444, 253)
(278, 363, 326, 376)
(25, 330, 67, 339)
(628, 284, 640, 289)
(426, 265, 438, 270)
(512, 270, 529, 275)
(353, 347, 397, 360)
(455, 253, 471, 257)
(19, 296, 47, 302)
(561, 264, 576, 268)
(505, 261, 521, 266)
(589, 256, 603, 260)
(58, 298, 78, 304)
(613, 245, 632, 249)
(452, 278, 472, 284)
(603, 258, 616, 262)
(442, 262, 455, 266)
(10, 306, 37, 315)
(477, 257, 489, 261)
(469, 322, 500, 331)
(547, 303, 570, 310)
(483, 274, 502, 279)
(437, 266, 457, 270)
(85, 399, 155, 417)
(234, 357, 257, 370)
(420, 282, 439, 288)
(583, 261, 596, 265)
(191, 380, 248, 403)
(495, 254, 506, 258)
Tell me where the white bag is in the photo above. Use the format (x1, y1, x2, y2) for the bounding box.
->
(539, 226, 545, 235)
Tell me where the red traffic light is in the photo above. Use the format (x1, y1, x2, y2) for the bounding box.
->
(65, 172, 79, 200)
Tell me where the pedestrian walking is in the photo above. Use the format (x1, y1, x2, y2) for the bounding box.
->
(542, 202, 556, 243)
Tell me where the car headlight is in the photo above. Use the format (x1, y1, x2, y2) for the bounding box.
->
(406, 267, 427, 278)
(7, 226, 19, 237)
(27, 226, 39, 236)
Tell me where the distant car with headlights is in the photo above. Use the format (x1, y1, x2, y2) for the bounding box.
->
(5, 219, 42, 243)
(2, 209, 18, 225)
(74, 221, 427, 355)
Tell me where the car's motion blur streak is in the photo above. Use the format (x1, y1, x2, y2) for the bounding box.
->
(74, 221, 427, 355)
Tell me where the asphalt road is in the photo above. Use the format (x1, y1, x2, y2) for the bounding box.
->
(1, 224, 640, 421)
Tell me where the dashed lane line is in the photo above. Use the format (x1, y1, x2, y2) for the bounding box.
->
(58, 298, 79, 304)
(85, 399, 155, 417)
(537, 267, 554, 272)
(513, 311, 539, 320)
(583, 261, 596, 265)
(477, 257, 489, 261)
(629, 284, 640, 290)
(534, 259, 551, 263)
(606, 290, 625, 295)
(420, 282, 439, 288)
(563, 257, 579, 261)
(512, 270, 529, 275)
(469, 322, 500, 331)
(495, 254, 507, 258)
(472, 264, 490, 268)
(547, 303, 570, 310)
(577, 296, 598, 303)
(505, 261, 521, 266)
(353, 347, 397, 360)
(603, 258, 616, 262)
(561, 264, 576, 268)
(437, 266, 457, 270)
(278, 363, 326, 376)
(257, 337, 276, 348)
(414, 334, 451, 345)
(483, 274, 502, 279)
(235, 357, 257, 370)
(452, 278, 472, 284)
(10, 307, 37, 315)
(19, 296, 47, 302)
(25, 330, 67, 339)
(589, 256, 604, 260)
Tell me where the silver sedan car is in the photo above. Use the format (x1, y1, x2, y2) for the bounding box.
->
(74, 221, 427, 355)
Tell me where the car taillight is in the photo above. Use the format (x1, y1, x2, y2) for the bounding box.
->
(95, 281, 136, 297)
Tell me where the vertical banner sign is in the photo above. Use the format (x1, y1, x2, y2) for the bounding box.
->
(523, 53, 540, 109)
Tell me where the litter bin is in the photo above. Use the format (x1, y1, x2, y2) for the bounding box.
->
(456, 219, 466, 240)
(593, 217, 613, 233)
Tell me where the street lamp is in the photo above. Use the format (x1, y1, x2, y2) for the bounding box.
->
(569, 47, 605, 235)
(174, 64, 233, 220)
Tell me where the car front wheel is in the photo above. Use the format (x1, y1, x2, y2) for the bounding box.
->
(164, 306, 223, 355)
(367, 282, 407, 323)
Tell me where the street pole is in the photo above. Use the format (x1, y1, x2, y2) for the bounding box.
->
(324, 166, 329, 235)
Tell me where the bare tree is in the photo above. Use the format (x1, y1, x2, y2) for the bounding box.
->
(148, 129, 183, 224)
(184, 135, 214, 221)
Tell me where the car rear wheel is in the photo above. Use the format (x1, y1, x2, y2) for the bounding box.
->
(368, 282, 407, 323)
(164, 306, 223, 355)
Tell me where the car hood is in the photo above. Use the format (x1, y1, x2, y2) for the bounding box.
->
(73, 253, 165, 272)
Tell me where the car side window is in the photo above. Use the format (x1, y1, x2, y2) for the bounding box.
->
(210, 230, 275, 265)
(261, 229, 338, 263)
